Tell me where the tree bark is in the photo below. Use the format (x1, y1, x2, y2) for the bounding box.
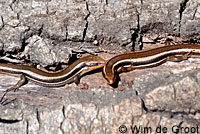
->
(0, 0, 200, 133)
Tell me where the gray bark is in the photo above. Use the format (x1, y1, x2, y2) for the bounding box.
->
(0, 0, 200, 134)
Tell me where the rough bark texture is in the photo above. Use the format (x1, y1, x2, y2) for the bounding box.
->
(0, 0, 200, 134)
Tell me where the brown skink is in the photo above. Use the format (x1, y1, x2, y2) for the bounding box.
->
(103, 44, 200, 85)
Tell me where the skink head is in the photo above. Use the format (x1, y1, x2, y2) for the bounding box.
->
(102, 75, 114, 85)
(102, 65, 115, 85)
(83, 55, 105, 71)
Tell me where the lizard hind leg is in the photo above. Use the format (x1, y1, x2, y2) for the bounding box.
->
(0, 74, 27, 105)
(5, 74, 27, 93)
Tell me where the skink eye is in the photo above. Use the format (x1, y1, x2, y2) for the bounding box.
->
(85, 62, 100, 67)
(94, 62, 100, 66)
